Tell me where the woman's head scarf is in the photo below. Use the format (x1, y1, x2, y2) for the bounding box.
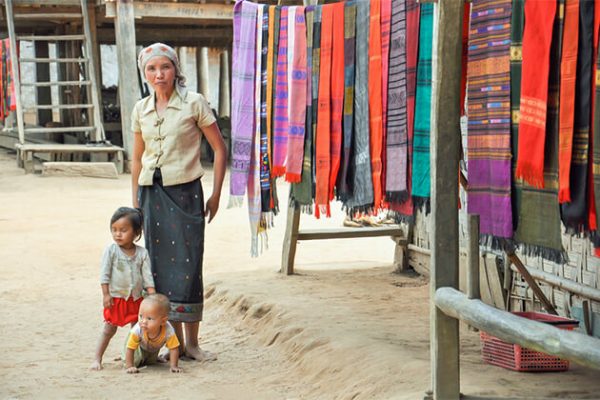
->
(138, 42, 187, 97)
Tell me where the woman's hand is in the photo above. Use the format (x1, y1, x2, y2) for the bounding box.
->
(103, 294, 113, 309)
(205, 194, 220, 223)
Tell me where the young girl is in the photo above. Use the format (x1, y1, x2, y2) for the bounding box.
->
(90, 207, 155, 371)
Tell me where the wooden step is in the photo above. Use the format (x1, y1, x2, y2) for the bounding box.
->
(42, 162, 119, 179)
(24, 126, 96, 134)
(297, 226, 404, 241)
(21, 81, 91, 87)
(14, 13, 82, 20)
(17, 34, 86, 41)
(25, 104, 93, 110)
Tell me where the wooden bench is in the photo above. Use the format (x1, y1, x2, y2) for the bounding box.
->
(15, 143, 124, 174)
(281, 204, 407, 275)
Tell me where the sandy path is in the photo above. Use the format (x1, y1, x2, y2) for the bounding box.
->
(1, 148, 599, 399)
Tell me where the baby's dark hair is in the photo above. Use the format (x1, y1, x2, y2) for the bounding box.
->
(110, 207, 144, 242)
(144, 293, 171, 316)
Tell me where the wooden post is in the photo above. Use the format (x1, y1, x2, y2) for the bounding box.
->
(197, 46, 210, 98)
(467, 214, 480, 300)
(84, 0, 104, 135)
(281, 201, 301, 275)
(218, 49, 231, 118)
(429, 1, 464, 399)
(114, 0, 138, 159)
(34, 41, 53, 126)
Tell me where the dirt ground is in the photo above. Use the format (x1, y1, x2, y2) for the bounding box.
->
(1, 147, 599, 400)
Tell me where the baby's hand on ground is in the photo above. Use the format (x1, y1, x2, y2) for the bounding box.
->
(170, 365, 182, 373)
(125, 366, 139, 374)
(103, 294, 113, 309)
(89, 360, 102, 371)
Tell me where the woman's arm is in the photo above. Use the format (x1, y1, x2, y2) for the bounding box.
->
(201, 122, 227, 223)
(131, 132, 145, 208)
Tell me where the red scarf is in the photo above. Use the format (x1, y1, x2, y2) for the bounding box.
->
(315, 4, 333, 216)
(369, 0, 384, 210)
(588, 0, 600, 231)
(516, 2, 556, 188)
(329, 2, 345, 204)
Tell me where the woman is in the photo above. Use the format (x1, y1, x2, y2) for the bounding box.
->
(131, 43, 226, 361)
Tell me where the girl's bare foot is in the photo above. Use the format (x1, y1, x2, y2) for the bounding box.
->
(184, 346, 217, 362)
(89, 360, 103, 371)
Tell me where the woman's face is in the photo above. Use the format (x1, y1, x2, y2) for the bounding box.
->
(144, 55, 176, 92)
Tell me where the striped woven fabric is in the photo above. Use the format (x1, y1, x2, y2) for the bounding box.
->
(385, 0, 408, 201)
(338, 1, 357, 202)
(380, 0, 392, 194)
(466, 0, 513, 239)
(562, 0, 594, 231)
(311, 7, 322, 194)
(230, 0, 258, 201)
(510, 0, 524, 231)
(259, 8, 271, 214)
(272, 7, 290, 177)
(411, 3, 433, 207)
(286, 7, 307, 184)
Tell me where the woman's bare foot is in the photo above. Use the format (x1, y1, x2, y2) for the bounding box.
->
(184, 347, 217, 362)
(89, 360, 103, 371)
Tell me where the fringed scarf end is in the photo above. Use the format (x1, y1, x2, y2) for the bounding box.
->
(250, 236, 259, 258)
(285, 172, 302, 183)
(390, 211, 414, 224)
(412, 196, 431, 214)
(228, 195, 245, 208)
(480, 234, 516, 253)
(271, 166, 286, 177)
(558, 188, 571, 204)
(518, 243, 569, 264)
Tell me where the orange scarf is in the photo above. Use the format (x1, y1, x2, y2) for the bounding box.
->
(369, 0, 384, 210)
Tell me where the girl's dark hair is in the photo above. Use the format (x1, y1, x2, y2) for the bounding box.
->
(110, 207, 144, 242)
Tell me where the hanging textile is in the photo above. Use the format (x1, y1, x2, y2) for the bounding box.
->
(593, 0, 600, 234)
(286, 7, 307, 183)
(291, 5, 315, 208)
(260, 8, 272, 215)
(466, 0, 513, 239)
(338, 1, 357, 202)
(411, 3, 433, 208)
(562, 0, 594, 231)
(329, 2, 345, 204)
(0, 40, 5, 121)
(587, 0, 600, 238)
(515, 0, 567, 263)
(311, 7, 322, 200)
(347, 0, 374, 213)
(515, 2, 557, 188)
(230, 0, 258, 204)
(248, 4, 265, 256)
(369, 0, 384, 211)
(380, 0, 392, 196)
(315, 4, 333, 216)
(559, 0, 580, 204)
(389, 0, 419, 221)
(272, 7, 290, 177)
(385, 0, 408, 202)
(460, 3, 471, 116)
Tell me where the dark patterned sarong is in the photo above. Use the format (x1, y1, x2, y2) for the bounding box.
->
(139, 170, 205, 322)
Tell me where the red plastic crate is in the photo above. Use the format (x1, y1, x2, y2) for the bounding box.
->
(480, 312, 579, 372)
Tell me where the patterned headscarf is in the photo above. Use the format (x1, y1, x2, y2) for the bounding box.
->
(137, 42, 187, 97)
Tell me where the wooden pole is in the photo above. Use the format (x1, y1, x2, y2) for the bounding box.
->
(435, 287, 600, 370)
(281, 202, 301, 275)
(429, 1, 464, 399)
(507, 252, 558, 315)
(218, 50, 231, 118)
(466, 214, 480, 300)
(114, 0, 138, 159)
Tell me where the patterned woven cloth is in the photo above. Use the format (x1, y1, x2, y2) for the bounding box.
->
(329, 2, 345, 205)
(230, 0, 258, 203)
(411, 3, 433, 207)
(260, 8, 271, 214)
(272, 7, 290, 177)
(369, 0, 384, 211)
(466, 0, 513, 239)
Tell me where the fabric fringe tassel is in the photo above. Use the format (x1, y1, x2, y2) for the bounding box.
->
(479, 234, 517, 253)
(385, 190, 410, 204)
(390, 211, 414, 224)
(518, 242, 569, 264)
(228, 195, 245, 208)
(343, 203, 375, 217)
(412, 196, 431, 214)
(261, 212, 275, 229)
(285, 172, 302, 183)
(271, 166, 286, 177)
(301, 204, 313, 215)
(250, 236, 259, 258)
(515, 164, 544, 189)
